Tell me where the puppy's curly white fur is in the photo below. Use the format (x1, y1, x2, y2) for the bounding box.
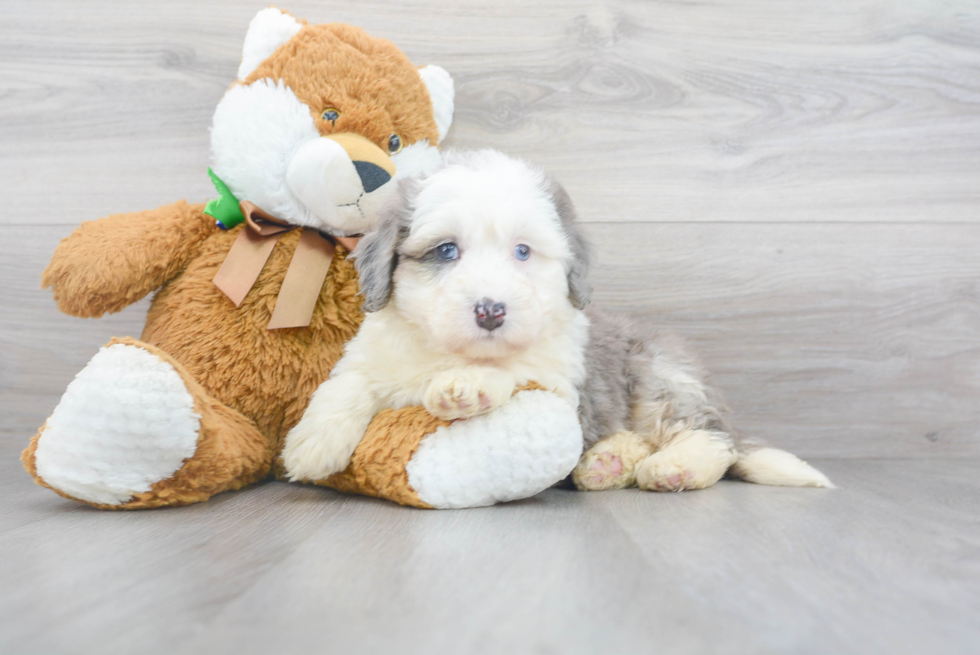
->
(283, 149, 832, 491)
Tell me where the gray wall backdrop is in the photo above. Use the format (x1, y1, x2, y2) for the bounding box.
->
(2, 0, 978, 459)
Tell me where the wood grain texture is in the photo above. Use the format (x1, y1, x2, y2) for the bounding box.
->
(587, 222, 980, 458)
(1, 0, 978, 226)
(2, 1, 977, 456)
(4, 223, 978, 458)
(3, 3, 980, 653)
(2, 433, 978, 655)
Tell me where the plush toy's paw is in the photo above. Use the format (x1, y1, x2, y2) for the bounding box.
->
(423, 368, 514, 421)
(572, 431, 654, 491)
(31, 343, 202, 506)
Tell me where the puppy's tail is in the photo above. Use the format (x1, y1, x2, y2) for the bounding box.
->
(728, 444, 834, 488)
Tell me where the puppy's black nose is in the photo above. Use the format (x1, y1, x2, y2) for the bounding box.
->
(353, 160, 392, 193)
(474, 298, 506, 331)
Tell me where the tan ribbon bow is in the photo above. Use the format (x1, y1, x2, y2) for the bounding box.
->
(213, 201, 359, 330)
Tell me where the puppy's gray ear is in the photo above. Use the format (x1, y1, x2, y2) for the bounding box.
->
(545, 178, 592, 309)
(353, 179, 418, 312)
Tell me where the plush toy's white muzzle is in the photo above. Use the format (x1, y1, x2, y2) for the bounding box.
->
(286, 139, 351, 227)
(287, 136, 395, 234)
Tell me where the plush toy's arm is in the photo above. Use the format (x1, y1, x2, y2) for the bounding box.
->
(42, 201, 217, 317)
(318, 386, 585, 509)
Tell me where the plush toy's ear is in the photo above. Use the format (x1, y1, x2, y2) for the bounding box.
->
(238, 8, 303, 81)
(418, 65, 455, 144)
(353, 179, 419, 312)
(544, 178, 592, 309)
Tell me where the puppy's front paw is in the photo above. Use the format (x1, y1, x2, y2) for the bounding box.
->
(282, 420, 355, 482)
(423, 369, 514, 421)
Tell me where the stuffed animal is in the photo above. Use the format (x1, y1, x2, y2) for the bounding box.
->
(21, 8, 583, 510)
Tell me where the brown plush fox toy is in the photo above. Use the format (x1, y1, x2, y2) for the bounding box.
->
(22, 8, 582, 510)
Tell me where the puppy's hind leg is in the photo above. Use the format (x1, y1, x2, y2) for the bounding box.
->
(635, 426, 736, 492)
(627, 344, 738, 492)
(572, 431, 654, 491)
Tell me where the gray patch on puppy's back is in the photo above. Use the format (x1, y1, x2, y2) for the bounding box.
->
(578, 308, 635, 445)
(578, 307, 735, 448)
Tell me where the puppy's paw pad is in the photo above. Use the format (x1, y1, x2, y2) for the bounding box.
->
(424, 371, 510, 421)
(573, 452, 631, 491)
(572, 431, 652, 491)
(593, 453, 623, 476)
(636, 454, 700, 492)
(427, 380, 479, 420)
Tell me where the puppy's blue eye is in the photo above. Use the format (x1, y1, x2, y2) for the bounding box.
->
(435, 242, 459, 261)
(514, 244, 531, 261)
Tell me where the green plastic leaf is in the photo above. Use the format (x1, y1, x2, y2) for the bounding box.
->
(204, 168, 244, 229)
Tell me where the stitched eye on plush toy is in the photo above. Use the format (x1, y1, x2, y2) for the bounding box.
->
(321, 108, 340, 125)
(388, 134, 402, 154)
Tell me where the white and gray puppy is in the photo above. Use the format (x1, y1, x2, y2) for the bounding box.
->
(283, 149, 831, 491)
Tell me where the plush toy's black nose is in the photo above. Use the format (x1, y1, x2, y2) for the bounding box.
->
(353, 160, 392, 193)
(474, 298, 506, 331)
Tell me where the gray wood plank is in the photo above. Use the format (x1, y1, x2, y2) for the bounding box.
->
(3, 2, 979, 654)
(4, 223, 977, 458)
(2, 430, 978, 655)
(1, 0, 978, 226)
(0, 225, 151, 439)
(586, 221, 980, 458)
(604, 458, 980, 655)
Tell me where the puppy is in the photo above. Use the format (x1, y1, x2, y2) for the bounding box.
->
(283, 149, 831, 491)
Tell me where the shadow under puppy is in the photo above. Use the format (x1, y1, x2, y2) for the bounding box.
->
(283, 149, 831, 492)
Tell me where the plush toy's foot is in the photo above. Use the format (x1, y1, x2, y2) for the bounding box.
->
(408, 389, 582, 508)
(22, 338, 272, 509)
(323, 388, 583, 509)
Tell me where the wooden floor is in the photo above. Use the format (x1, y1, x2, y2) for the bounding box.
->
(2, 0, 978, 458)
(2, 1, 979, 652)
(3, 437, 979, 655)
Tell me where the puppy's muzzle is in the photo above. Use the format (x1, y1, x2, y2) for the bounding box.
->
(474, 298, 506, 332)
